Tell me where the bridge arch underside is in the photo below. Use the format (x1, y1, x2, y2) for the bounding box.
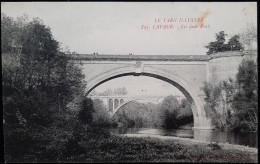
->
(86, 70, 213, 130)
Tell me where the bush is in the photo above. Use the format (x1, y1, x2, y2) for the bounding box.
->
(78, 98, 94, 124)
(201, 58, 257, 132)
(208, 142, 221, 150)
(162, 110, 179, 129)
(160, 96, 193, 129)
(92, 99, 113, 127)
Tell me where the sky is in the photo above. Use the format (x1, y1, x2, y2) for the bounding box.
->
(1, 2, 257, 97)
(1, 2, 257, 55)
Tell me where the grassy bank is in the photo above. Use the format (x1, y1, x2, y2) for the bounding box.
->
(5, 125, 257, 163)
(65, 130, 257, 163)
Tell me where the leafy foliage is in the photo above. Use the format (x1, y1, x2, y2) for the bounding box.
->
(93, 87, 128, 96)
(228, 35, 243, 51)
(78, 98, 94, 124)
(232, 59, 258, 131)
(208, 142, 221, 150)
(92, 99, 113, 127)
(239, 23, 257, 50)
(205, 31, 243, 55)
(2, 14, 93, 162)
(90, 95, 193, 129)
(112, 101, 160, 128)
(205, 31, 228, 55)
(201, 58, 257, 131)
(159, 96, 193, 129)
(160, 96, 181, 129)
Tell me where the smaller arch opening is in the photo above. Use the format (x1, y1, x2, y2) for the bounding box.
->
(114, 99, 119, 109)
(120, 99, 124, 104)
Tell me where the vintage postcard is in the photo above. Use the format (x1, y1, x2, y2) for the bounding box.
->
(2, 2, 257, 163)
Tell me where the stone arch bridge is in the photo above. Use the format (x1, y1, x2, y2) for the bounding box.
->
(67, 51, 257, 129)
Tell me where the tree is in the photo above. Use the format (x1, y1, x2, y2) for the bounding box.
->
(201, 58, 257, 132)
(92, 99, 112, 127)
(101, 88, 113, 96)
(78, 98, 94, 124)
(205, 31, 243, 55)
(222, 78, 238, 125)
(2, 14, 88, 126)
(239, 23, 257, 51)
(162, 109, 179, 129)
(160, 95, 181, 129)
(114, 110, 135, 128)
(205, 31, 228, 55)
(2, 14, 89, 162)
(228, 35, 243, 51)
(114, 87, 128, 95)
(232, 59, 257, 131)
(2, 15, 61, 127)
(98, 87, 128, 96)
(114, 101, 162, 128)
(201, 82, 228, 131)
(1, 13, 28, 54)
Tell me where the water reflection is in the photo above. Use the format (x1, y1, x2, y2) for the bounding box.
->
(110, 127, 257, 148)
(194, 129, 258, 148)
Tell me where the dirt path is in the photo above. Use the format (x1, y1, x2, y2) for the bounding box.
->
(118, 133, 258, 154)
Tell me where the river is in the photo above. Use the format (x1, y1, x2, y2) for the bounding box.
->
(110, 127, 257, 148)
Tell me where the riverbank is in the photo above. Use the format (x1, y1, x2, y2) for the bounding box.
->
(108, 133, 258, 162)
(6, 124, 257, 163)
(119, 133, 257, 153)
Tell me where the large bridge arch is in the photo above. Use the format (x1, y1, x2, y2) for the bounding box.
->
(85, 66, 213, 129)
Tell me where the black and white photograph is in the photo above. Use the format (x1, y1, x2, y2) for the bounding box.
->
(2, 2, 258, 163)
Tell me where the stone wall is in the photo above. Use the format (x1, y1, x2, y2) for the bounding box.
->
(207, 51, 257, 126)
(208, 51, 257, 85)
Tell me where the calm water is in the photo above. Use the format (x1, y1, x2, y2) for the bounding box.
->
(110, 127, 258, 148)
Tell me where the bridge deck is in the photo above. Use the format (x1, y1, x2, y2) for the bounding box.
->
(65, 51, 252, 61)
(67, 54, 210, 61)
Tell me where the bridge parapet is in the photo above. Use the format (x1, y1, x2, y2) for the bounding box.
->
(66, 50, 257, 62)
(67, 54, 210, 61)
